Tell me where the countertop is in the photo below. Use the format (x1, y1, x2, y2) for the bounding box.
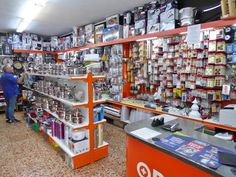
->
(124, 115, 236, 177)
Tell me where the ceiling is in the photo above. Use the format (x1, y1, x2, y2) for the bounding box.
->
(0, 0, 152, 36)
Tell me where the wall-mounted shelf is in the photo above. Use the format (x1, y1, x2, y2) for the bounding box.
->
(29, 73, 88, 81)
(55, 18, 236, 53)
(106, 100, 236, 132)
(29, 73, 106, 82)
(14, 49, 56, 55)
(44, 109, 89, 130)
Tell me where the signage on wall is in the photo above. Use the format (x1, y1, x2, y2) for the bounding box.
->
(137, 162, 164, 177)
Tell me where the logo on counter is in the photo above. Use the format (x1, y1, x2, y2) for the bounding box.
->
(137, 162, 164, 177)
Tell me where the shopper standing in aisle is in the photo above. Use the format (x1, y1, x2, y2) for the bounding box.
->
(0, 65, 27, 123)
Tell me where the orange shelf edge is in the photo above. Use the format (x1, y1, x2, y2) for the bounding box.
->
(72, 151, 91, 169)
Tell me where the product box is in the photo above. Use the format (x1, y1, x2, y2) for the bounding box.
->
(160, 8, 179, 23)
(160, 20, 177, 31)
(85, 24, 94, 44)
(31, 41, 42, 50)
(51, 36, 58, 51)
(64, 36, 72, 50)
(94, 22, 106, 44)
(12, 33, 22, 49)
(103, 25, 123, 42)
(123, 11, 135, 38)
(68, 138, 90, 155)
(146, 1, 161, 33)
(135, 20, 146, 35)
(42, 42, 51, 51)
(85, 24, 94, 34)
(93, 105, 104, 122)
(106, 14, 123, 28)
(134, 6, 147, 35)
(22, 33, 32, 50)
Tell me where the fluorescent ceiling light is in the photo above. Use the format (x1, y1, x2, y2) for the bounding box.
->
(16, 0, 48, 32)
(203, 4, 221, 12)
(136, 37, 157, 42)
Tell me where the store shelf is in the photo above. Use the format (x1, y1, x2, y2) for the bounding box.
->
(0, 91, 3, 94)
(104, 112, 120, 121)
(0, 98, 5, 101)
(93, 99, 107, 105)
(106, 100, 236, 132)
(44, 109, 89, 130)
(14, 49, 56, 55)
(23, 85, 88, 107)
(94, 119, 107, 125)
(29, 73, 88, 81)
(56, 18, 236, 53)
(28, 73, 106, 82)
(97, 141, 109, 149)
(27, 113, 38, 124)
(47, 131, 76, 157)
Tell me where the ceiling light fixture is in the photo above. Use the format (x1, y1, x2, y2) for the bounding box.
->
(16, 0, 48, 32)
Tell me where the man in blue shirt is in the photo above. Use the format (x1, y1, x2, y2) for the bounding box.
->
(1, 65, 26, 123)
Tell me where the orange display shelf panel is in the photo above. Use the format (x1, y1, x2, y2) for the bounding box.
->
(92, 144, 109, 162)
(72, 151, 91, 169)
(126, 136, 213, 177)
(56, 18, 236, 53)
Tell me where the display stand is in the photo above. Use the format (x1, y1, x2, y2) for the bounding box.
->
(24, 73, 108, 169)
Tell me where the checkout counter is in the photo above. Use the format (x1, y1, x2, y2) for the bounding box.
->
(125, 114, 236, 177)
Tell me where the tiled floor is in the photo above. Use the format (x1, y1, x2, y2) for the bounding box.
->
(0, 112, 126, 177)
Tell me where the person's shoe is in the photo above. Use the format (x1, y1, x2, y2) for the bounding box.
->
(14, 119, 21, 123)
(6, 120, 13, 123)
